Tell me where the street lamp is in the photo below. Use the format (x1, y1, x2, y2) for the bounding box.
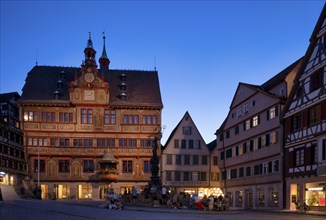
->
(38, 144, 40, 188)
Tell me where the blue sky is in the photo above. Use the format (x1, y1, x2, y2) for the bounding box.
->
(0, 1, 324, 144)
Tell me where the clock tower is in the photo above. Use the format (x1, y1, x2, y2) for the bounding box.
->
(69, 33, 109, 104)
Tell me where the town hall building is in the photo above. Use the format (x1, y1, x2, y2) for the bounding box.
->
(18, 34, 163, 200)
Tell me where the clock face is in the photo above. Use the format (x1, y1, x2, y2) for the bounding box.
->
(84, 72, 95, 83)
(84, 90, 95, 100)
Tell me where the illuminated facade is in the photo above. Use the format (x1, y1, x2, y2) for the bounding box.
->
(161, 111, 221, 197)
(19, 35, 163, 200)
(215, 59, 301, 210)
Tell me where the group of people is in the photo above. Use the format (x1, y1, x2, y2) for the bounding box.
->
(189, 194, 229, 211)
(99, 185, 230, 212)
(98, 191, 123, 210)
(294, 200, 310, 213)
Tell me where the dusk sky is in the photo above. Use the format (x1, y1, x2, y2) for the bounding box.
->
(0, 1, 324, 144)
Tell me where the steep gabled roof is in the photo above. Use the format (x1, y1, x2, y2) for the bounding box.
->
(163, 111, 207, 148)
(284, 4, 326, 115)
(0, 92, 20, 103)
(207, 139, 217, 151)
(261, 57, 303, 91)
(20, 65, 163, 108)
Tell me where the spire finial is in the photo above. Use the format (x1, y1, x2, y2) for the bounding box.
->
(99, 31, 110, 69)
(88, 31, 91, 40)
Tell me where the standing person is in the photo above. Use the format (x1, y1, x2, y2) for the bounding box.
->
(144, 187, 150, 204)
(224, 195, 229, 211)
(151, 185, 159, 207)
(161, 185, 167, 205)
(131, 186, 137, 204)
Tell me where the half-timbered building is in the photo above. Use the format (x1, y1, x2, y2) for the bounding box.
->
(0, 92, 26, 186)
(18, 35, 163, 200)
(283, 5, 326, 211)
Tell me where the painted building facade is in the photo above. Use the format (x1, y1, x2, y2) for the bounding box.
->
(215, 59, 301, 210)
(161, 111, 221, 197)
(283, 4, 326, 212)
(18, 35, 163, 200)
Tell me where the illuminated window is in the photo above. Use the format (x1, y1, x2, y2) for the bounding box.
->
(24, 111, 38, 122)
(252, 115, 259, 127)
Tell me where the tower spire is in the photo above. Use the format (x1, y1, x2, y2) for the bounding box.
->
(99, 32, 110, 70)
(82, 32, 97, 69)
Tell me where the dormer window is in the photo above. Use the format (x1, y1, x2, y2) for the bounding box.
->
(60, 71, 66, 79)
(120, 93, 126, 101)
(120, 73, 126, 82)
(57, 80, 63, 89)
(53, 91, 61, 100)
(120, 82, 126, 91)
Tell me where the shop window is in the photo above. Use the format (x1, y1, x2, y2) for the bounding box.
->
(236, 191, 243, 207)
(305, 182, 326, 207)
(269, 189, 279, 206)
(78, 184, 92, 199)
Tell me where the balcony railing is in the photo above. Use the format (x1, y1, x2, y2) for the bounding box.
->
(96, 168, 119, 181)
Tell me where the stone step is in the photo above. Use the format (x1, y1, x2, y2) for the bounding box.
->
(0, 184, 22, 201)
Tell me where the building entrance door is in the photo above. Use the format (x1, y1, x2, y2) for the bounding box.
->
(245, 191, 253, 209)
